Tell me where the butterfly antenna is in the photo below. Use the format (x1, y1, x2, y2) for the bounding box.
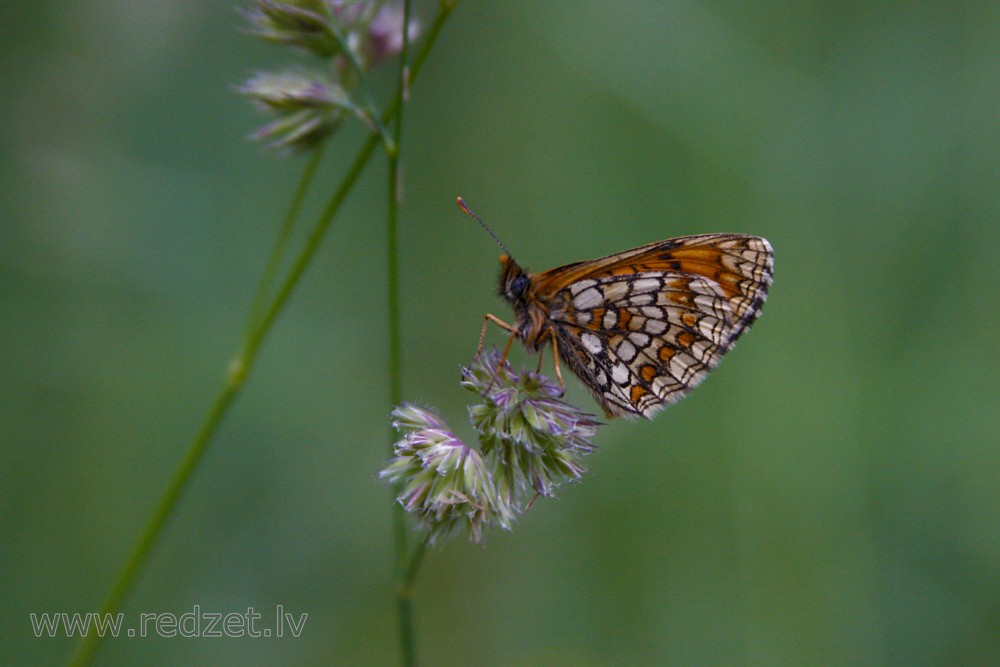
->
(456, 196, 513, 260)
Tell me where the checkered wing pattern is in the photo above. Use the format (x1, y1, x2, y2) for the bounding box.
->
(537, 234, 773, 418)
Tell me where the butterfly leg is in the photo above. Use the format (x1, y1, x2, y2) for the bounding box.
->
(525, 491, 541, 511)
(548, 332, 566, 389)
(533, 338, 546, 372)
(477, 313, 517, 358)
(477, 314, 520, 396)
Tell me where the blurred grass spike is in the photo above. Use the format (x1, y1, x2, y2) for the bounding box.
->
(238, 0, 421, 153)
(382, 350, 600, 544)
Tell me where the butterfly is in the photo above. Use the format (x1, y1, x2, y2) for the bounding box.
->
(458, 197, 774, 419)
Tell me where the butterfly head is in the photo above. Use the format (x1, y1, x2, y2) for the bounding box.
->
(498, 253, 551, 350)
(458, 197, 548, 348)
(499, 254, 531, 304)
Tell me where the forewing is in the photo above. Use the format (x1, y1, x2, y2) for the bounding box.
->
(535, 234, 773, 352)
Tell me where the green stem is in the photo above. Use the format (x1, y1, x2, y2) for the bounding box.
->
(405, 536, 429, 588)
(68, 4, 457, 665)
(387, 6, 407, 410)
(67, 380, 240, 667)
(388, 0, 413, 663)
(397, 538, 429, 667)
(67, 142, 370, 667)
(246, 145, 325, 336)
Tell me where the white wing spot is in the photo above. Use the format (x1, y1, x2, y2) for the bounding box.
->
(632, 277, 660, 293)
(612, 363, 630, 385)
(630, 293, 654, 306)
(646, 319, 667, 335)
(581, 332, 603, 354)
(617, 339, 637, 363)
(602, 281, 630, 302)
(573, 287, 603, 310)
(641, 306, 664, 319)
(628, 332, 651, 348)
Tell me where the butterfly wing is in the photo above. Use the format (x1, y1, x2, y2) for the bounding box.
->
(537, 235, 773, 418)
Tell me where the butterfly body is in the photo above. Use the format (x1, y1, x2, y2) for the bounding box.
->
(498, 254, 554, 351)
(495, 235, 774, 419)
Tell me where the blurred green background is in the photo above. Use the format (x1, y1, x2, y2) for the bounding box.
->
(4, 2, 1000, 665)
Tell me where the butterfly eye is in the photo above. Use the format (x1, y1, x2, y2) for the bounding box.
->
(510, 275, 530, 299)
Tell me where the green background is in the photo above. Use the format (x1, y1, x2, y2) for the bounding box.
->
(4, 2, 999, 665)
